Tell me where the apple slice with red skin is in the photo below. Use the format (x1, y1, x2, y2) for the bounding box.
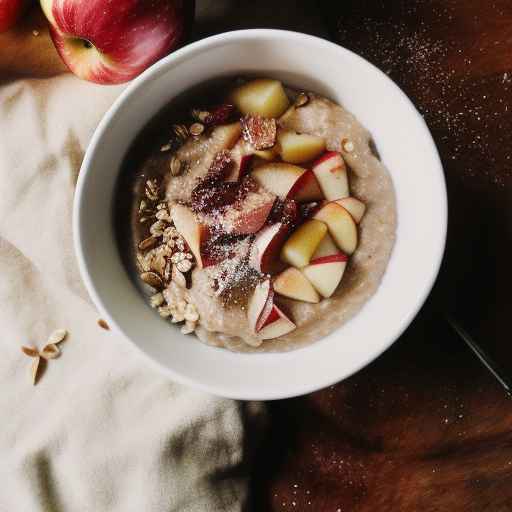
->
(302, 253, 348, 298)
(335, 197, 366, 223)
(251, 162, 306, 199)
(313, 201, 358, 255)
(40, 0, 190, 84)
(258, 305, 296, 340)
(171, 204, 209, 269)
(280, 219, 327, 268)
(287, 169, 323, 202)
(312, 151, 349, 201)
(273, 267, 320, 303)
(247, 279, 275, 333)
(226, 152, 254, 182)
(250, 222, 290, 275)
(219, 187, 276, 235)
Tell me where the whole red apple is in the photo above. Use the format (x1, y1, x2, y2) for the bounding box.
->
(40, 0, 194, 84)
(0, 0, 30, 32)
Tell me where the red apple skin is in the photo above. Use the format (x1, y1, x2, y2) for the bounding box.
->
(0, 0, 30, 32)
(259, 305, 280, 329)
(41, 0, 193, 84)
(309, 253, 348, 265)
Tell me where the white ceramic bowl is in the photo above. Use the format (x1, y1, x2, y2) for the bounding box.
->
(74, 30, 447, 400)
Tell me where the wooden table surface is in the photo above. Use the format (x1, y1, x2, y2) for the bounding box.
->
(2, 2, 511, 511)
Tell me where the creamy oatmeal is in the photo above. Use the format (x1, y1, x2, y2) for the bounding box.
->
(115, 78, 396, 352)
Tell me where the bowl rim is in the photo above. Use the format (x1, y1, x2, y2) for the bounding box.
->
(74, 29, 447, 400)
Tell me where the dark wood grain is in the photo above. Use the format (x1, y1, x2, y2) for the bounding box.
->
(249, 1, 512, 510)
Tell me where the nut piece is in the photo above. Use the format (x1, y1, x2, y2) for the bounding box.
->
(191, 109, 210, 123)
(21, 346, 39, 358)
(40, 343, 60, 360)
(181, 321, 196, 335)
(170, 155, 183, 176)
(173, 124, 189, 141)
(140, 271, 163, 289)
(241, 115, 277, 150)
(48, 329, 67, 345)
(150, 220, 167, 237)
(145, 178, 159, 201)
(138, 236, 158, 251)
(150, 292, 165, 308)
(189, 122, 205, 136)
(295, 92, 310, 108)
(184, 303, 199, 322)
(172, 266, 187, 288)
(158, 305, 173, 318)
(176, 258, 192, 273)
(342, 138, 355, 153)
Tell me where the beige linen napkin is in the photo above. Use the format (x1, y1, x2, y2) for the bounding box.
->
(0, 75, 254, 511)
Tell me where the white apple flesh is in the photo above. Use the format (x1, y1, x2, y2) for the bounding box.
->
(334, 197, 366, 223)
(40, 0, 191, 84)
(312, 151, 349, 201)
(313, 201, 358, 255)
(251, 162, 306, 198)
(171, 203, 207, 269)
(302, 254, 348, 298)
(257, 305, 296, 340)
(273, 267, 320, 303)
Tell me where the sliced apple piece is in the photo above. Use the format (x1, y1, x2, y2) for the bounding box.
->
(335, 197, 366, 223)
(280, 219, 327, 268)
(313, 201, 358, 255)
(247, 279, 274, 333)
(311, 233, 340, 259)
(312, 151, 349, 201)
(302, 254, 348, 298)
(227, 143, 254, 182)
(254, 146, 279, 160)
(251, 162, 305, 198)
(231, 79, 290, 118)
(250, 222, 290, 274)
(258, 305, 296, 340)
(278, 130, 326, 164)
(274, 267, 320, 303)
(211, 121, 243, 149)
(287, 169, 323, 202)
(171, 204, 208, 269)
(218, 184, 276, 235)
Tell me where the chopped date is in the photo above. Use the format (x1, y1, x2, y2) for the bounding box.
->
(204, 104, 236, 126)
(241, 115, 277, 150)
(191, 180, 239, 214)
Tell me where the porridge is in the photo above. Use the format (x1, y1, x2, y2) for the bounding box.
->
(115, 78, 396, 352)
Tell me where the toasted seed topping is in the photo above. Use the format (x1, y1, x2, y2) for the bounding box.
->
(138, 236, 158, 251)
(295, 92, 310, 108)
(189, 122, 205, 136)
(140, 271, 164, 289)
(170, 155, 183, 176)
